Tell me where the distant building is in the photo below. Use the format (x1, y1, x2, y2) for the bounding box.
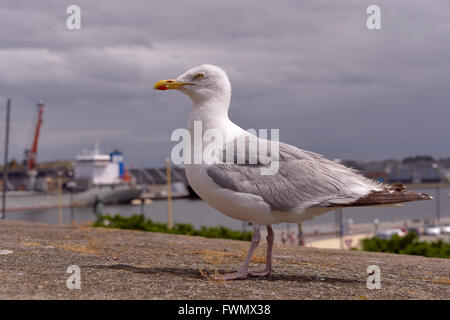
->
(348, 155, 449, 184)
(388, 167, 413, 183)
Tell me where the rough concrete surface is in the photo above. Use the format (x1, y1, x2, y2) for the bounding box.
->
(0, 221, 448, 299)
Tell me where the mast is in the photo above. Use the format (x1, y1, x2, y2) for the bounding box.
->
(1, 98, 11, 219)
(27, 101, 44, 171)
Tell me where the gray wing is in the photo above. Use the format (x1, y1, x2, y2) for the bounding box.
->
(206, 140, 381, 213)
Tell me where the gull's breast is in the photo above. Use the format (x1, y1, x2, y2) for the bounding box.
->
(185, 164, 278, 225)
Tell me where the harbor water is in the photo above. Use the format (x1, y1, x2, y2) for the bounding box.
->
(4, 187, 449, 232)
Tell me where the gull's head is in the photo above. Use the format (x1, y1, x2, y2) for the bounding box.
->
(154, 64, 231, 103)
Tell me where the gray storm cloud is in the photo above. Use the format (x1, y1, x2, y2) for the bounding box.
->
(0, 0, 449, 166)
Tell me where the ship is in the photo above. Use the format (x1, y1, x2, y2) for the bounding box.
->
(0, 147, 143, 212)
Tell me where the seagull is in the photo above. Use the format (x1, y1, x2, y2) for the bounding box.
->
(154, 64, 432, 280)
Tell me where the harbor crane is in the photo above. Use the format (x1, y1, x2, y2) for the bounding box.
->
(24, 101, 44, 171)
(24, 101, 44, 190)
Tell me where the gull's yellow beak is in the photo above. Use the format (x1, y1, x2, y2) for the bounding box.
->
(153, 79, 192, 90)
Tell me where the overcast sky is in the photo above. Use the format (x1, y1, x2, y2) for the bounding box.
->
(0, 0, 449, 167)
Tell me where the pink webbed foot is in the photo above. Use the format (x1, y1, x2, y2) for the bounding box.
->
(213, 270, 248, 280)
(248, 269, 272, 277)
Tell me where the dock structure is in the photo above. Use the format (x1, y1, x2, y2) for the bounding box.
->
(129, 167, 188, 186)
(128, 166, 194, 199)
(0, 166, 190, 195)
(0, 167, 72, 192)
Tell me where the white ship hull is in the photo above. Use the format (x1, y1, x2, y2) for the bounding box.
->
(1, 185, 143, 212)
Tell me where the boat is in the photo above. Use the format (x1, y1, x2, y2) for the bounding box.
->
(1, 147, 143, 212)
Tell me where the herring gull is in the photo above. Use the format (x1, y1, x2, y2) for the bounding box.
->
(154, 64, 431, 280)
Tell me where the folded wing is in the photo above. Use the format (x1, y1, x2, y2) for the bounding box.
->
(206, 140, 431, 213)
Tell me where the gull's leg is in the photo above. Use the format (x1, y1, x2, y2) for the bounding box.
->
(249, 225, 274, 277)
(214, 224, 261, 280)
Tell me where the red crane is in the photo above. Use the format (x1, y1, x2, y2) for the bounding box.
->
(27, 101, 44, 171)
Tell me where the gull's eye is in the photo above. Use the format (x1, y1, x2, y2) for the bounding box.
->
(192, 73, 204, 81)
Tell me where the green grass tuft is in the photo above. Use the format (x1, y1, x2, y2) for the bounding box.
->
(93, 214, 253, 241)
(361, 232, 450, 258)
